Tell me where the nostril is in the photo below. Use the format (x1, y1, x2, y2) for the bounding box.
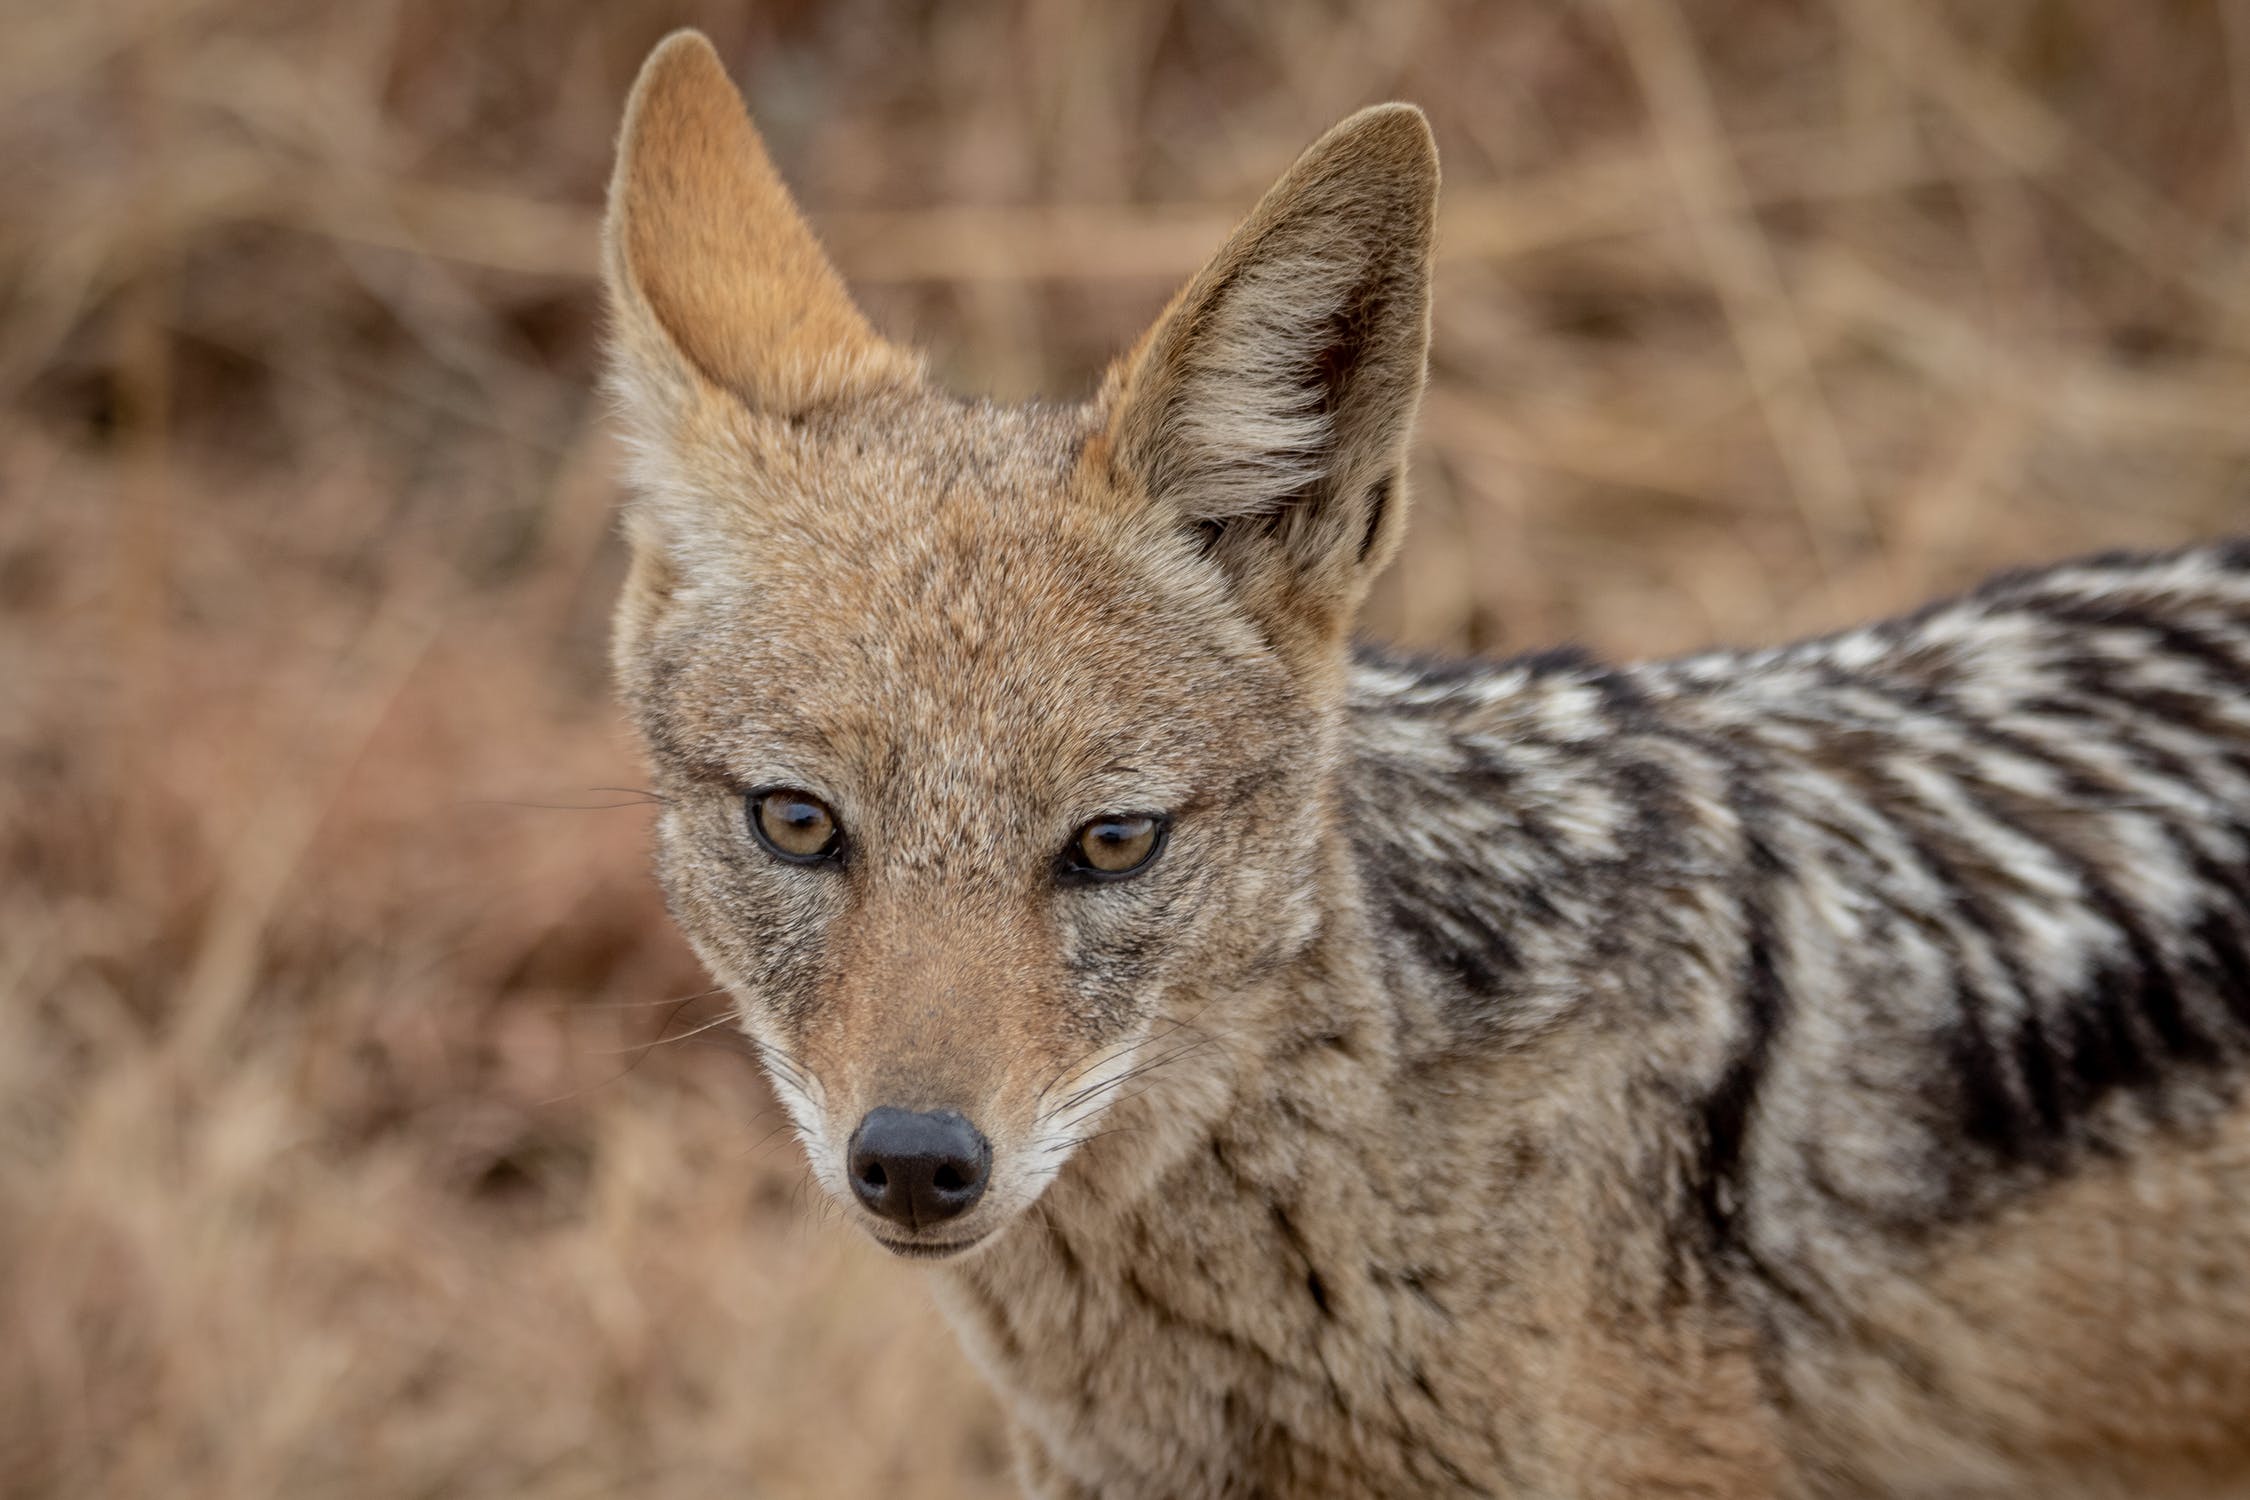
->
(859, 1161, 888, 1191)
(932, 1162, 963, 1193)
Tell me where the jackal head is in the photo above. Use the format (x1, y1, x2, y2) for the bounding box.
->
(603, 32, 1435, 1259)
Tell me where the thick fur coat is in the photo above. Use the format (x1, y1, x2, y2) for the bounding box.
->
(601, 32, 2250, 1498)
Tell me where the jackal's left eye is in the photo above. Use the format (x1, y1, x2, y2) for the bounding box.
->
(1062, 813, 1167, 880)
(747, 787, 843, 864)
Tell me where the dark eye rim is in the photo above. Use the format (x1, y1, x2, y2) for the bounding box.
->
(1058, 811, 1171, 884)
(744, 784, 847, 866)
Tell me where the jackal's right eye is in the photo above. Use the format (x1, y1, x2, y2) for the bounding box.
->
(747, 787, 843, 865)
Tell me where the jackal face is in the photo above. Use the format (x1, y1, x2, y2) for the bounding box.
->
(603, 32, 1435, 1258)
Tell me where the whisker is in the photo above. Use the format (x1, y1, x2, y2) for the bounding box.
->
(1033, 1033, 1144, 1106)
(1054, 1031, 1227, 1116)
(555, 985, 731, 1013)
(735, 1118, 801, 1161)
(1041, 1123, 1143, 1154)
(453, 796, 664, 812)
(742, 1036, 818, 1095)
(1035, 1001, 1223, 1106)
(591, 1003, 739, 1056)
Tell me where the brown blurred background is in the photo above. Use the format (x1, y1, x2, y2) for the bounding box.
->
(5, 1, 2250, 1495)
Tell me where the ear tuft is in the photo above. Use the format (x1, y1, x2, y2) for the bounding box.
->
(603, 31, 919, 422)
(1101, 104, 1437, 636)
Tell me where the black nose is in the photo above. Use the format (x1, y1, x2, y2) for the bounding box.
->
(847, 1108, 992, 1228)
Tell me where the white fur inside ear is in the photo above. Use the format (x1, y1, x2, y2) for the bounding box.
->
(1107, 104, 1436, 597)
(1159, 245, 1366, 521)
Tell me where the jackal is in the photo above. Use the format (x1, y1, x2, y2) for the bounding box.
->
(601, 31, 2250, 1499)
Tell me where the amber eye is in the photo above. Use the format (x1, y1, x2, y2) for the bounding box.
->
(1064, 813, 1167, 880)
(747, 788, 843, 864)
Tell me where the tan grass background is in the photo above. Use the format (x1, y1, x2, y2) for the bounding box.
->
(6, 2, 2250, 1495)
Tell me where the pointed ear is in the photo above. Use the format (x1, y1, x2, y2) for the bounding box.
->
(602, 31, 919, 430)
(1099, 104, 1437, 646)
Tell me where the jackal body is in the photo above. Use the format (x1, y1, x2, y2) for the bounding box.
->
(602, 34, 2250, 1498)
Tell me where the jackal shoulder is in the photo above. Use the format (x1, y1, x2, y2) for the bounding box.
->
(1348, 539, 2250, 1244)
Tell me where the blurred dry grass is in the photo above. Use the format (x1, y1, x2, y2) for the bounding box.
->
(6, 1, 2250, 1495)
